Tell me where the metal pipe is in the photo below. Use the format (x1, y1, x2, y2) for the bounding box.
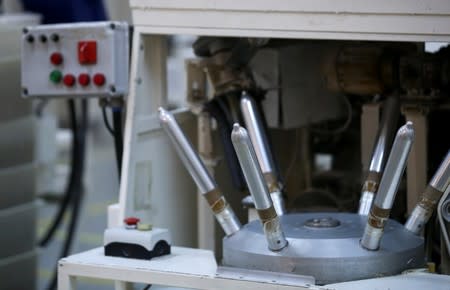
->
(405, 150, 450, 234)
(240, 92, 286, 215)
(159, 108, 215, 194)
(358, 97, 399, 215)
(369, 97, 400, 173)
(361, 122, 414, 250)
(429, 150, 450, 192)
(231, 123, 288, 251)
(158, 108, 241, 236)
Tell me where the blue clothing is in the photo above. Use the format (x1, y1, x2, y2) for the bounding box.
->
(22, 0, 107, 23)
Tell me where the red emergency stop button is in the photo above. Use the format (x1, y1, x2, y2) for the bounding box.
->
(50, 52, 63, 65)
(124, 217, 140, 226)
(63, 74, 75, 87)
(78, 73, 90, 86)
(93, 73, 106, 86)
(78, 41, 97, 64)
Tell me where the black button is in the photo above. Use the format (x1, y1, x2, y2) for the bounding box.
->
(50, 34, 59, 42)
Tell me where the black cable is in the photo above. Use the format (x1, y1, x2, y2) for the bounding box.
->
(142, 285, 152, 290)
(102, 105, 115, 135)
(39, 100, 78, 247)
(62, 99, 88, 257)
(112, 107, 123, 179)
(47, 99, 88, 290)
(204, 100, 246, 191)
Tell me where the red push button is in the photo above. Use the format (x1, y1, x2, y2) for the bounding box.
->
(93, 73, 106, 86)
(78, 41, 97, 65)
(50, 52, 63, 65)
(124, 217, 140, 226)
(78, 73, 90, 86)
(63, 74, 75, 87)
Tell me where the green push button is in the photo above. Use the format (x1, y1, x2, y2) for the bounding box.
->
(49, 70, 62, 84)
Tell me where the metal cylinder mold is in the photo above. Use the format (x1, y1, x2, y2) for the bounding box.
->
(231, 123, 287, 251)
(358, 97, 399, 215)
(405, 150, 450, 234)
(159, 108, 241, 236)
(240, 92, 286, 215)
(361, 122, 414, 250)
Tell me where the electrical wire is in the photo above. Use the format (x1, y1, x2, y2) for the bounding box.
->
(39, 100, 78, 247)
(102, 105, 115, 135)
(101, 104, 123, 179)
(112, 107, 123, 179)
(216, 96, 235, 125)
(46, 99, 88, 290)
(310, 94, 353, 135)
(204, 100, 246, 191)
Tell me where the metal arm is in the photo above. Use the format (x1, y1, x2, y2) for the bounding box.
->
(231, 123, 288, 251)
(240, 92, 285, 215)
(405, 150, 450, 234)
(361, 122, 414, 250)
(159, 108, 241, 236)
(358, 97, 400, 215)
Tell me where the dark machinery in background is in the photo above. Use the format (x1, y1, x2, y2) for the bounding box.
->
(180, 37, 450, 277)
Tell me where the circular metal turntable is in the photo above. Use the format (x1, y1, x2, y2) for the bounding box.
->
(222, 213, 425, 284)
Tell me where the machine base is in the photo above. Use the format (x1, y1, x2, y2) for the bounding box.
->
(223, 213, 425, 284)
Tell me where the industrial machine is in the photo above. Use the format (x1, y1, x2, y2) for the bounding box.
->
(110, 1, 450, 288)
(17, 1, 450, 290)
(150, 24, 450, 289)
(122, 35, 450, 290)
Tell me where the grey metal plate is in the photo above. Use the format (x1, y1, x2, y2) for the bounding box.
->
(223, 213, 425, 284)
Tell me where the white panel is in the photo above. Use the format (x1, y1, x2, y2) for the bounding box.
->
(329, 272, 450, 290)
(130, 0, 450, 42)
(130, 0, 450, 15)
(21, 21, 129, 98)
(119, 111, 198, 247)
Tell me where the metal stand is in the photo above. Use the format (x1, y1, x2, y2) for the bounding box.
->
(57, 247, 313, 290)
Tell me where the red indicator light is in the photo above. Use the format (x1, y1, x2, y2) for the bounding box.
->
(78, 73, 90, 86)
(63, 74, 75, 87)
(78, 41, 97, 65)
(93, 73, 106, 86)
(50, 52, 63, 65)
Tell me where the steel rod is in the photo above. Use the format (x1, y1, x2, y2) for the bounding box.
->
(159, 108, 241, 236)
(231, 123, 287, 251)
(405, 150, 450, 234)
(361, 122, 414, 250)
(358, 97, 399, 215)
(240, 92, 285, 215)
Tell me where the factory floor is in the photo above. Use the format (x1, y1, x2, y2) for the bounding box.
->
(37, 116, 147, 290)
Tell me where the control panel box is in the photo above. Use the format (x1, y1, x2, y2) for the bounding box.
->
(21, 21, 129, 98)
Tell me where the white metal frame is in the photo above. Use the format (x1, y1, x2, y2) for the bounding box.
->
(58, 247, 315, 290)
(129, 0, 450, 42)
